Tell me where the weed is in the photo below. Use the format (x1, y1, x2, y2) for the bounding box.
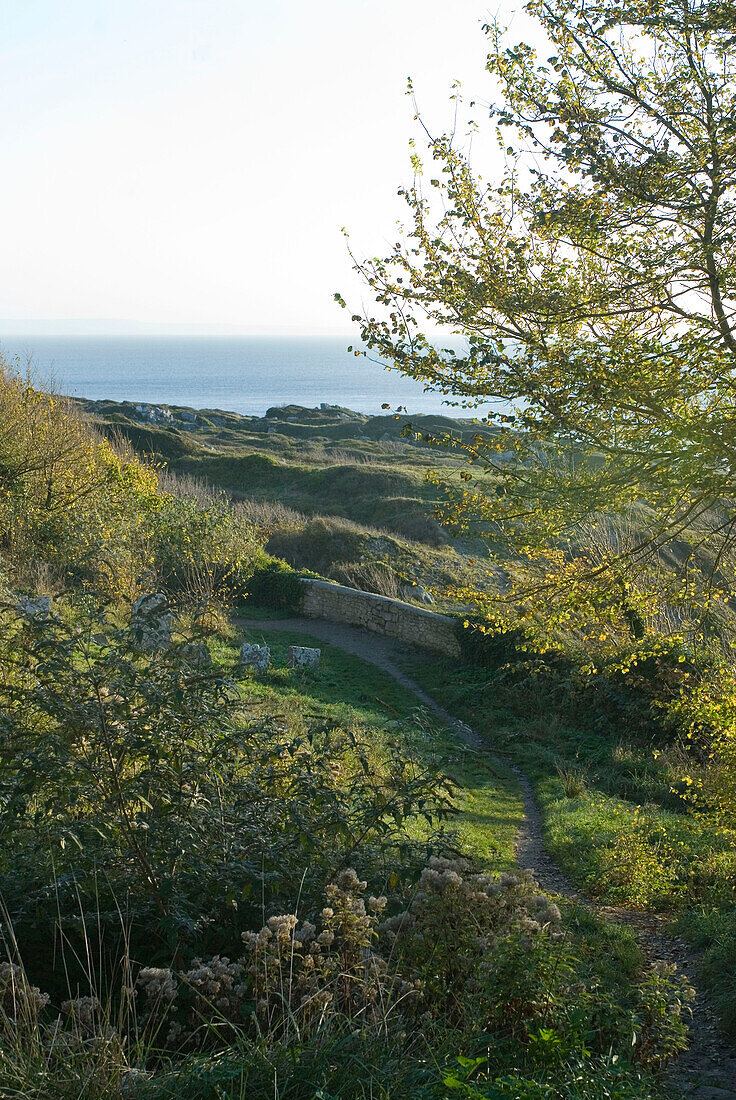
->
(556, 763, 588, 799)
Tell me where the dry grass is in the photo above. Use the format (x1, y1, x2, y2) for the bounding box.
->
(330, 560, 403, 599)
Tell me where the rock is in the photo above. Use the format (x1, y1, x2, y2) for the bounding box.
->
(240, 643, 270, 672)
(181, 643, 211, 669)
(380, 432, 393, 442)
(130, 593, 173, 651)
(288, 645, 321, 669)
(16, 594, 51, 618)
(401, 584, 435, 605)
(180, 409, 197, 424)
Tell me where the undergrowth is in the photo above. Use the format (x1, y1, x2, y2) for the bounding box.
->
(403, 636, 736, 1038)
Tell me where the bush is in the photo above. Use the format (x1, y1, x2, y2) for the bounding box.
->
(147, 494, 261, 606)
(0, 598, 449, 988)
(245, 558, 305, 611)
(0, 369, 265, 609)
(454, 619, 543, 668)
(666, 662, 736, 831)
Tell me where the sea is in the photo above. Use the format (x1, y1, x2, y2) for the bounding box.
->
(0, 335, 475, 418)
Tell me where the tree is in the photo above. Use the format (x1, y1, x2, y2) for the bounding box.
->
(341, 0, 736, 644)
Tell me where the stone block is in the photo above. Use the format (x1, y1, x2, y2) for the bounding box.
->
(181, 643, 212, 669)
(131, 593, 173, 651)
(288, 645, 321, 669)
(240, 643, 270, 672)
(16, 594, 51, 619)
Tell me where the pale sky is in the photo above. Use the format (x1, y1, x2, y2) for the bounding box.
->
(0, 0, 531, 334)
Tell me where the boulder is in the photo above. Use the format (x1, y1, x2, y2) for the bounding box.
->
(130, 593, 173, 651)
(401, 584, 435, 605)
(181, 643, 212, 669)
(288, 645, 321, 669)
(16, 595, 51, 619)
(240, 643, 270, 672)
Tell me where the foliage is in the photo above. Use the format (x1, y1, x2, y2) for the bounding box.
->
(454, 620, 540, 668)
(343, 0, 736, 637)
(0, 366, 160, 596)
(403, 648, 736, 1031)
(153, 859, 687, 1068)
(666, 662, 736, 829)
(0, 368, 263, 607)
(145, 492, 261, 606)
(0, 862, 688, 1099)
(245, 558, 305, 610)
(441, 1051, 664, 1099)
(0, 600, 451, 979)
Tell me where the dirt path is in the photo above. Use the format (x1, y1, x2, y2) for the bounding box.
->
(239, 616, 736, 1098)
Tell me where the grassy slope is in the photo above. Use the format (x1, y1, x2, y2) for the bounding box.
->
(79, 397, 497, 602)
(399, 651, 736, 1034)
(229, 623, 523, 875)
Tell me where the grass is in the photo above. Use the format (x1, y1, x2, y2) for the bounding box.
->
(0, 614, 681, 1100)
(81, 397, 496, 605)
(398, 650, 736, 1037)
(0, 380, 697, 1098)
(228, 623, 523, 875)
(234, 628, 736, 1041)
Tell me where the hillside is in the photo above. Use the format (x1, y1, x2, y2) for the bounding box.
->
(75, 397, 503, 605)
(1, 372, 724, 1097)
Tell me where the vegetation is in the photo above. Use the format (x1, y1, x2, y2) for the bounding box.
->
(74, 395, 493, 606)
(0, 367, 698, 1097)
(4, 0, 736, 1091)
(341, 0, 736, 1051)
(403, 633, 736, 1031)
(344, 0, 736, 640)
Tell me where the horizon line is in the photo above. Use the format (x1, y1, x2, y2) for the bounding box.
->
(0, 320, 360, 338)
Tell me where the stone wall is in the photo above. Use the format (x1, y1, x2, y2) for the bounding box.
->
(299, 578, 461, 657)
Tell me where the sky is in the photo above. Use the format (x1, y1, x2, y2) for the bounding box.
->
(0, 0, 533, 335)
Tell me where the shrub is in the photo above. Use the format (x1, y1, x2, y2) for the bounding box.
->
(0, 367, 161, 596)
(0, 369, 265, 608)
(147, 493, 261, 606)
(0, 599, 450, 984)
(454, 620, 541, 669)
(0, 858, 692, 1098)
(596, 818, 682, 907)
(666, 663, 736, 831)
(381, 858, 565, 1028)
(245, 558, 305, 611)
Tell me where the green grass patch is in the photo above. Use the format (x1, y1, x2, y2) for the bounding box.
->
(399, 651, 736, 1035)
(229, 625, 522, 874)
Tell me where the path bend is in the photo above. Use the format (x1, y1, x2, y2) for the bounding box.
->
(238, 616, 736, 1098)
